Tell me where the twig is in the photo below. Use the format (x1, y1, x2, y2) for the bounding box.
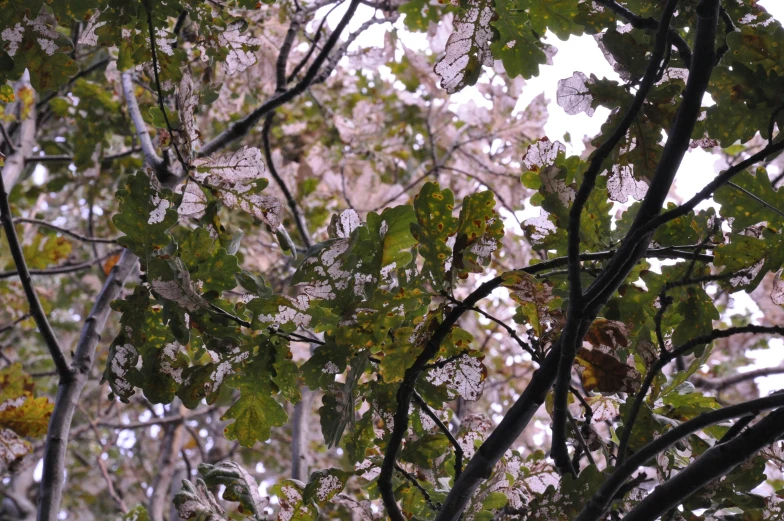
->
(727, 181, 784, 219)
(412, 391, 464, 479)
(616, 324, 784, 466)
(198, 0, 362, 156)
(0, 313, 31, 335)
(0, 249, 122, 280)
(14, 217, 119, 244)
(395, 463, 440, 512)
(143, 0, 188, 174)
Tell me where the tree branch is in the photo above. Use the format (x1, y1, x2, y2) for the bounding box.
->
(581, 0, 720, 316)
(37, 250, 137, 521)
(0, 170, 70, 377)
(198, 0, 362, 157)
(576, 393, 784, 521)
(693, 365, 784, 390)
(593, 0, 692, 67)
(412, 391, 464, 479)
(622, 406, 784, 521)
(13, 217, 119, 244)
(552, 0, 680, 475)
(617, 324, 784, 466)
(0, 249, 122, 280)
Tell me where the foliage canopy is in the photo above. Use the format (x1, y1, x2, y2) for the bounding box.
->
(1, 0, 784, 520)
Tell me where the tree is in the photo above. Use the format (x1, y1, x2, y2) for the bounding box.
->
(1, 0, 784, 520)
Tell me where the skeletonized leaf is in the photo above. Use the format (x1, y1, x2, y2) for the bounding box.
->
(0, 428, 30, 466)
(522, 138, 565, 173)
(303, 468, 352, 504)
(271, 480, 318, 521)
(177, 181, 208, 219)
(574, 347, 641, 394)
(434, 0, 497, 93)
(218, 21, 262, 76)
(176, 72, 201, 157)
(556, 71, 595, 116)
(426, 353, 487, 401)
(151, 259, 211, 313)
(192, 147, 282, 228)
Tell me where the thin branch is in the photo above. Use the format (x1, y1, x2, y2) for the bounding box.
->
(13, 217, 119, 244)
(262, 114, 312, 249)
(0, 313, 31, 335)
(198, 0, 362, 157)
(576, 393, 784, 521)
(143, 0, 188, 175)
(412, 391, 464, 479)
(96, 404, 220, 430)
(0, 249, 122, 280)
(593, 0, 692, 67)
(0, 170, 70, 377)
(693, 365, 784, 390)
(395, 463, 440, 512)
(727, 181, 784, 219)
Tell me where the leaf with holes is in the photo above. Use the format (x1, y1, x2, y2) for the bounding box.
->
(434, 0, 497, 93)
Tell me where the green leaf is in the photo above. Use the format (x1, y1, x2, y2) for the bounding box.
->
(452, 191, 504, 283)
(270, 480, 318, 521)
(222, 355, 288, 446)
(491, 0, 552, 79)
(112, 172, 178, 261)
(412, 182, 458, 291)
(178, 227, 241, 293)
(222, 392, 287, 447)
(198, 461, 269, 519)
(400, 433, 450, 467)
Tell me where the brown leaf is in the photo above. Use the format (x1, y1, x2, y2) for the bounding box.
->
(584, 318, 630, 350)
(574, 347, 641, 394)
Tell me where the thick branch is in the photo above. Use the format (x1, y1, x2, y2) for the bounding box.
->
(37, 250, 137, 521)
(0, 170, 70, 377)
(552, 0, 680, 474)
(582, 0, 720, 316)
(576, 393, 784, 521)
(623, 406, 784, 521)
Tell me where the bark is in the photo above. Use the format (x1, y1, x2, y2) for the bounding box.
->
(149, 400, 186, 521)
(36, 250, 138, 521)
